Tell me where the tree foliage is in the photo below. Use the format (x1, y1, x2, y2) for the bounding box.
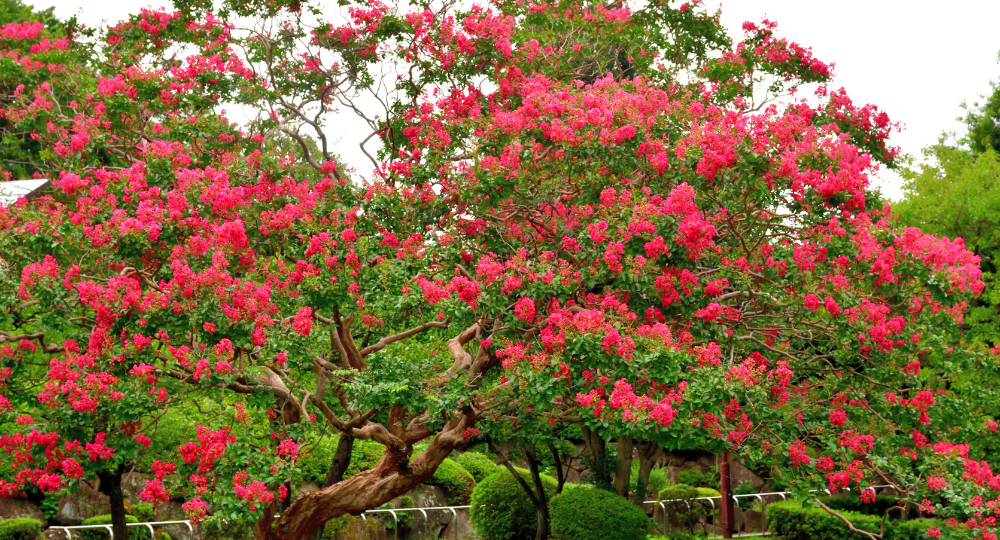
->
(0, 0, 997, 539)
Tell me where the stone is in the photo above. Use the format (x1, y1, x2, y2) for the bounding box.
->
(153, 501, 203, 540)
(394, 484, 452, 539)
(54, 481, 110, 525)
(0, 497, 46, 527)
(122, 472, 152, 503)
(729, 459, 767, 491)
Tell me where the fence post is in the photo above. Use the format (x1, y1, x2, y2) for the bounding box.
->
(720, 451, 735, 539)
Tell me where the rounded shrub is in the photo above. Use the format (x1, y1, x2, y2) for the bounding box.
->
(549, 488, 650, 540)
(455, 452, 500, 483)
(427, 458, 476, 504)
(657, 483, 698, 501)
(0, 517, 43, 540)
(470, 468, 557, 540)
(695, 487, 720, 497)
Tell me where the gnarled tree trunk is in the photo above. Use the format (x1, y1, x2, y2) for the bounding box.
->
(254, 415, 471, 540)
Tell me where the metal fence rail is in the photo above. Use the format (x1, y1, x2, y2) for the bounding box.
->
(47, 507, 474, 539)
(49, 520, 194, 539)
(47, 485, 900, 539)
(641, 484, 897, 536)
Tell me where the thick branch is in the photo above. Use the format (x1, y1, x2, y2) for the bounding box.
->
(813, 499, 881, 540)
(359, 320, 449, 357)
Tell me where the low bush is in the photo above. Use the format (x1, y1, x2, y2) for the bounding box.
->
(79, 515, 151, 540)
(648, 533, 707, 540)
(426, 458, 476, 505)
(201, 517, 255, 540)
(886, 519, 943, 540)
(658, 483, 699, 501)
(733, 481, 757, 509)
(695, 487, 720, 497)
(657, 483, 717, 534)
(549, 487, 650, 540)
(455, 451, 501, 483)
(768, 499, 938, 540)
(676, 469, 714, 488)
(0, 518, 43, 540)
(822, 494, 905, 519)
(129, 502, 155, 522)
(470, 468, 557, 540)
(378, 496, 413, 530)
(768, 500, 879, 540)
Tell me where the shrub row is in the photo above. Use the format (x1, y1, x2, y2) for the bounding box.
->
(470, 468, 651, 540)
(0, 518, 42, 540)
(821, 494, 906, 519)
(768, 500, 940, 540)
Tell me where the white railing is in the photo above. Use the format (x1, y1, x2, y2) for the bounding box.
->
(49, 520, 193, 539)
(46, 507, 474, 540)
(641, 484, 897, 537)
(47, 484, 900, 539)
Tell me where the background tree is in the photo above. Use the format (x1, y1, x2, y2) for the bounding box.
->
(963, 51, 1000, 155)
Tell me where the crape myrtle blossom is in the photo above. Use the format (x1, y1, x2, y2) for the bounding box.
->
(0, 0, 996, 539)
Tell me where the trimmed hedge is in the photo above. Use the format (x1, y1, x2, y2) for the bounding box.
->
(549, 487, 650, 540)
(657, 483, 698, 501)
(470, 468, 557, 540)
(887, 519, 943, 540)
(0, 518, 43, 540)
(79, 515, 151, 540)
(427, 458, 476, 505)
(456, 451, 501, 483)
(768, 500, 941, 540)
(822, 495, 904, 519)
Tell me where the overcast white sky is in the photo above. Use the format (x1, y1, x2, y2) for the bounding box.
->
(33, 0, 1000, 200)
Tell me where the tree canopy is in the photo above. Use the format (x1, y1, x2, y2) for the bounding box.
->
(0, 1, 998, 540)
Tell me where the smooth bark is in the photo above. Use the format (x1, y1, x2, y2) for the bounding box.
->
(97, 465, 128, 540)
(613, 435, 634, 498)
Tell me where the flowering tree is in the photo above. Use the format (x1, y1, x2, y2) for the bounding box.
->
(1, 1, 999, 540)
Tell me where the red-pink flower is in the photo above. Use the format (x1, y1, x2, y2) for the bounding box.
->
(789, 439, 811, 468)
(292, 306, 313, 336)
(514, 297, 535, 323)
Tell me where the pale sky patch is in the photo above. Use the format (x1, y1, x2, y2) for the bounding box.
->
(32, 0, 1000, 199)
